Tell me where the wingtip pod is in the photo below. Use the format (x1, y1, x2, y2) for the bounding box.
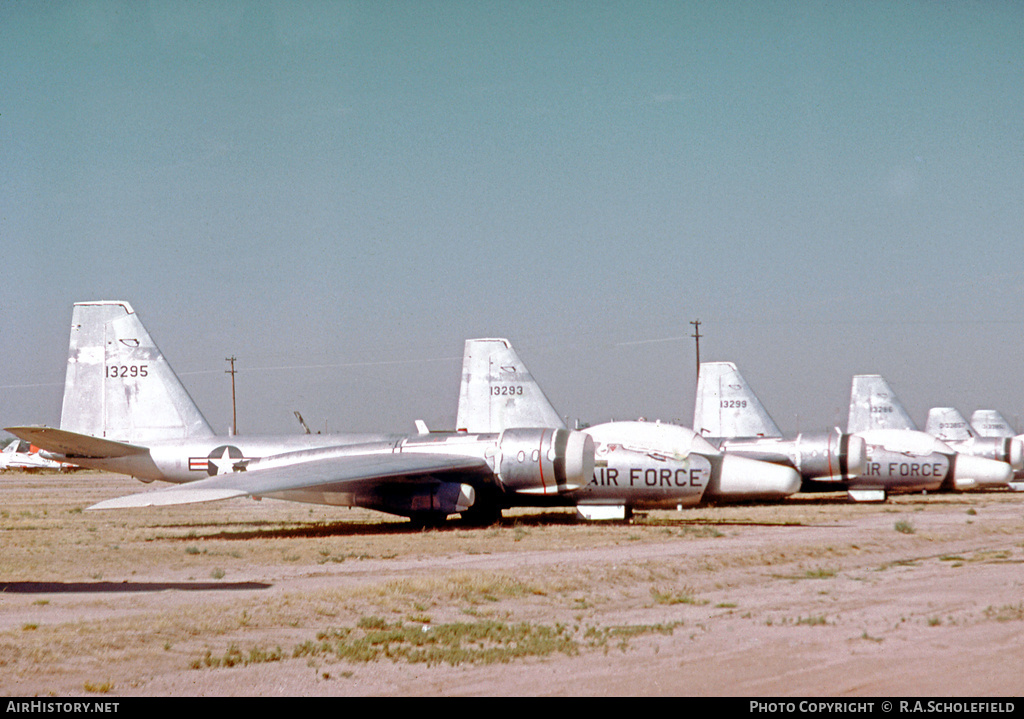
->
(712, 454, 801, 500)
(88, 488, 249, 510)
(950, 454, 1013, 490)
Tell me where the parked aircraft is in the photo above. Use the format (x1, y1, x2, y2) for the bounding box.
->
(969, 409, 1024, 483)
(693, 362, 868, 496)
(971, 409, 1018, 438)
(6, 301, 595, 525)
(455, 339, 801, 520)
(0, 438, 75, 471)
(924, 407, 1023, 473)
(693, 363, 1013, 501)
(845, 374, 1013, 497)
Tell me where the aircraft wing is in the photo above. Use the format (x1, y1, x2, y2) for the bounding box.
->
(88, 450, 492, 509)
(6, 426, 148, 459)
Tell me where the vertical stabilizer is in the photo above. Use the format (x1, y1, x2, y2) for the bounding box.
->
(971, 410, 1015, 438)
(456, 338, 566, 433)
(61, 301, 215, 443)
(847, 375, 916, 433)
(693, 362, 782, 438)
(925, 407, 974, 441)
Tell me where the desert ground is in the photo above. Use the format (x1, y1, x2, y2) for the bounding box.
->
(2, 470, 1024, 697)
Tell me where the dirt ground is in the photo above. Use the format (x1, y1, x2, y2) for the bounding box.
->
(2, 470, 1024, 697)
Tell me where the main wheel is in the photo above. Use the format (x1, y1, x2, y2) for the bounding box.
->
(407, 511, 449, 529)
(458, 503, 503, 527)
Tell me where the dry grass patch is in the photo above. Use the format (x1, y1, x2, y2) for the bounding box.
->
(290, 617, 579, 667)
(6, 473, 1024, 695)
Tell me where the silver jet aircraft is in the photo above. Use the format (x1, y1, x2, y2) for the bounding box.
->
(694, 363, 1012, 501)
(924, 407, 1023, 475)
(693, 362, 868, 496)
(6, 301, 595, 525)
(845, 374, 1013, 497)
(455, 339, 800, 520)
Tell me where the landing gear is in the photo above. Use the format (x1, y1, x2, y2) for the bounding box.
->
(407, 512, 449, 529)
(458, 503, 503, 527)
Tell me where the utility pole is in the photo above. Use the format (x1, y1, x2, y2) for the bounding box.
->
(225, 356, 238, 436)
(690, 319, 702, 382)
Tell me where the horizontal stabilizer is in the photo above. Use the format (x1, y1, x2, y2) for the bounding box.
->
(5, 426, 148, 459)
(89, 488, 248, 509)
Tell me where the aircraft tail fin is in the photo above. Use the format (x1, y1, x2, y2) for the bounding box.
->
(455, 338, 566, 433)
(693, 362, 782, 438)
(60, 301, 215, 443)
(847, 375, 916, 433)
(925, 407, 974, 441)
(970, 410, 1016, 438)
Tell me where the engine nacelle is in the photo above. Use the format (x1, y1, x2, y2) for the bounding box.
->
(791, 430, 867, 480)
(496, 428, 595, 496)
(717, 429, 866, 482)
(949, 437, 1024, 471)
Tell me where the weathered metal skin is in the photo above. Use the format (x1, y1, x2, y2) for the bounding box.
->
(453, 341, 802, 517)
(695, 363, 1014, 499)
(9, 302, 597, 524)
(970, 409, 1024, 481)
(495, 427, 594, 496)
(849, 379, 1013, 491)
(718, 430, 868, 483)
(580, 421, 798, 508)
(925, 407, 1024, 472)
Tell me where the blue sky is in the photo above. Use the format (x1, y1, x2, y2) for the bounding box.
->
(2, 1, 1023, 437)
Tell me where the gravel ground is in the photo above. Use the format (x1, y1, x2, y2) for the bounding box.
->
(2, 471, 1023, 696)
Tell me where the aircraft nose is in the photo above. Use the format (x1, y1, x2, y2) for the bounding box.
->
(717, 454, 802, 499)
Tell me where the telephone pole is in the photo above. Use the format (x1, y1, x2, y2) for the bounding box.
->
(690, 319, 702, 382)
(225, 356, 238, 435)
